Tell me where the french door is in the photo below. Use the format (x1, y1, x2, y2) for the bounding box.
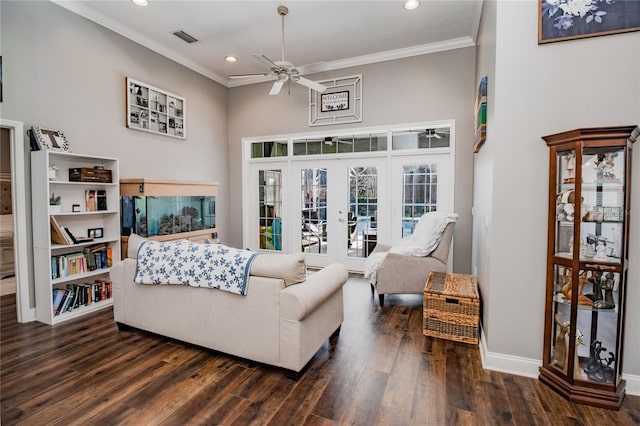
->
(243, 121, 456, 273)
(293, 157, 388, 271)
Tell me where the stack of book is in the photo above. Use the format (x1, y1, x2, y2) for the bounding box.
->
(51, 279, 113, 316)
(51, 244, 113, 280)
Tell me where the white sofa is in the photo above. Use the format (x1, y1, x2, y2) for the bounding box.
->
(111, 237, 348, 375)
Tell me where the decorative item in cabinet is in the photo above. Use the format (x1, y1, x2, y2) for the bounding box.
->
(539, 125, 638, 410)
(31, 150, 121, 325)
(126, 77, 185, 139)
(119, 179, 218, 258)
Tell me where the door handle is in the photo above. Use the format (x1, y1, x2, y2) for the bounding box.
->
(338, 218, 345, 223)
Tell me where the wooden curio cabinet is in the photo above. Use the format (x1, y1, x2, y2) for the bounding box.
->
(539, 126, 638, 409)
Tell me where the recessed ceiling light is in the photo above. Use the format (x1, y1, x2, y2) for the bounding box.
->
(132, 0, 149, 6)
(404, 0, 420, 10)
(225, 56, 238, 63)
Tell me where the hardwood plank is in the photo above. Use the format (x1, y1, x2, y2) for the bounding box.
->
(338, 368, 387, 425)
(410, 352, 446, 425)
(502, 374, 551, 425)
(445, 407, 479, 425)
(474, 380, 514, 425)
(446, 341, 479, 412)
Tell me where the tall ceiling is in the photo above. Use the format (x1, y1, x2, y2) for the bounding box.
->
(52, 0, 483, 88)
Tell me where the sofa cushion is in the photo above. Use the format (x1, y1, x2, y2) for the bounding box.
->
(250, 252, 306, 287)
(127, 233, 147, 259)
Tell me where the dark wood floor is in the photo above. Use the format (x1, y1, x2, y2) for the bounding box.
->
(2, 275, 639, 425)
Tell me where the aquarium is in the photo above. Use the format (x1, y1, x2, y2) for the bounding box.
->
(121, 195, 216, 237)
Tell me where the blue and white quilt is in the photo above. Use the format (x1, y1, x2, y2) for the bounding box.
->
(134, 240, 258, 296)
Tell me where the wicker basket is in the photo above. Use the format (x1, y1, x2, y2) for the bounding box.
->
(423, 271, 479, 344)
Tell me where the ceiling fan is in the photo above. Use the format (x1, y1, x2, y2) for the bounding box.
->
(418, 128, 450, 139)
(229, 6, 328, 96)
(323, 136, 352, 145)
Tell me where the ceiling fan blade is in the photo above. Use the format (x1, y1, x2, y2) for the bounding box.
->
(295, 77, 327, 93)
(253, 54, 278, 69)
(269, 79, 286, 96)
(229, 73, 271, 79)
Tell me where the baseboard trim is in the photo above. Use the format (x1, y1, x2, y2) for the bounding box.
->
(622, 373, 640, 396)
(479, 327, 540, 378)
(479, 327, 640, 396)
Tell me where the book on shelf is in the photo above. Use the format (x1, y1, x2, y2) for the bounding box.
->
(52, 288, 66, 315)
(85, 190, 107, 211)
(54, 289, 70, 316)
(60, 288, 75, 314)
(50, 216, 72, 245)
(96, 190, 107, 211)
(64, 227, 79, 245)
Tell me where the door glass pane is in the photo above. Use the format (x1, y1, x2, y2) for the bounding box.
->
(258, 170, 282, 251)
(402, 164, 437, 237)
(392, 127, 450, 150)
(293, 133, 387, 156)
(301, 168, 327, 254)
(348, 167, 378, 258)
(251, 141, 287, 158)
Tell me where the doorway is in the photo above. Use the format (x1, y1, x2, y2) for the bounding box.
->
(294, 157, 388, 271)
(0, 119, 33, 322)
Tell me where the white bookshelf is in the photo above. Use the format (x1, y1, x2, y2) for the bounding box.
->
(31, 150, 121, 325)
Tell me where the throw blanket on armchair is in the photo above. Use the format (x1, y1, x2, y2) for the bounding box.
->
(134, 240, 258, 296)
(365, 211, 458, 285)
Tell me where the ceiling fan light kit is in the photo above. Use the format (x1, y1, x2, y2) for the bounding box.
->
(229, 5, 328, 96)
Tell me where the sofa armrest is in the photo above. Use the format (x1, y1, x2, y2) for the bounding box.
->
(280, 263, 348, 321)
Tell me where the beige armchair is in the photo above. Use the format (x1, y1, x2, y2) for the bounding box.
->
(371, 222, 455, 306)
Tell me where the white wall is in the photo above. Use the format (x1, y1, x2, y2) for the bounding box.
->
(1, 1, 228, 307)
(476, 0, 640, 380)
(473, 0, 497, 343)
(228, 48, 477, 274)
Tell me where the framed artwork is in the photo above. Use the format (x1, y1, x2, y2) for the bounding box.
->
(126, 77, 186, 139)
(31, 126, 71, 152)
(473, 76, 487, 153)
(539, 0, 640, 44)
(321, 91, 349, 112)
(309, 75, 362, 126)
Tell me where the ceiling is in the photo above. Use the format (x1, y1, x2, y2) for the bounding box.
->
(52, 0, 483, 88)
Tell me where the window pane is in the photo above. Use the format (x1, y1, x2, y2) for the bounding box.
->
(348, 167, 378, 258)
(393, 127, 451, 150)
(301, 168, 327, 254)
(258, 170, 282, 251)
(402, 163, 438, 237)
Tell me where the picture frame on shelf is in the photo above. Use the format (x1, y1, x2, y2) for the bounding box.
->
(539, 0, 640, 44)
(88, 227, 103, 239)
(126, 77, 186, 140)
(31, 126, 71, 152)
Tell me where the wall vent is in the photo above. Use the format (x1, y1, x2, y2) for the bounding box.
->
(172, 30, 198, 44)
